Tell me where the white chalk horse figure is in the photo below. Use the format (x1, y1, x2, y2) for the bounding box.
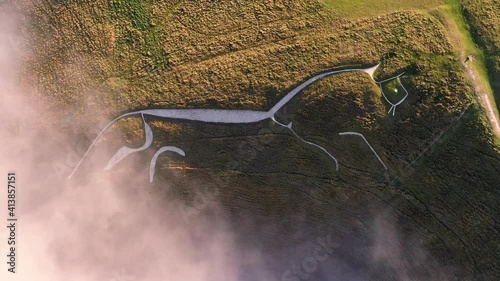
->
(69, 63, 408, 182)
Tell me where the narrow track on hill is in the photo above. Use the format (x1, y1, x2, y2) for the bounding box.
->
(441, 8, 500, 137)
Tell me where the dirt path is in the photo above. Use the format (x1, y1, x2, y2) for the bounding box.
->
(463, 58, 500, 134)
(441, 9, 500, 137)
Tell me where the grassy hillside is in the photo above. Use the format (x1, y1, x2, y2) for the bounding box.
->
(14, 0, 500, 280)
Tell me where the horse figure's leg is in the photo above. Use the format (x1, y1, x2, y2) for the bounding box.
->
(272, 118, 339, 171)
(338, 132, 388, 170)
(149, 146, 186, 182)
(105, 113, 154, 170)
(103, 113, 187, 182)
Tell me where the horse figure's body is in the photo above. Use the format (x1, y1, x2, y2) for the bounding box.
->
(69, 63, 407, 181)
